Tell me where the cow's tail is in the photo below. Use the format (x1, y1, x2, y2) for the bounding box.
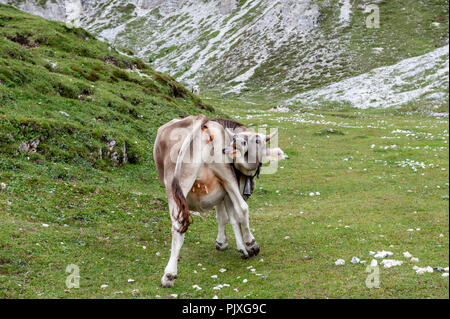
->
(171, 114, 208, 233)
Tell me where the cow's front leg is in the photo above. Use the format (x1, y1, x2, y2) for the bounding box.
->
(213, 166, 259, 258)
(215, 201, 229, 251)
(224, 196, 250, 259)
(242, 220, 259, 257)
(224, 190, 259, 258)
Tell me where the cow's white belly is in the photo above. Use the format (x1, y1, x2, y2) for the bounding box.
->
(186, 165, 226, 213)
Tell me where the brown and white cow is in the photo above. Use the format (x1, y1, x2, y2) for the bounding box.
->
(153, 114, 284, 287)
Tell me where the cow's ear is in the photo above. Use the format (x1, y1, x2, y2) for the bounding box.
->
(225, 128, 235, 140)
(264, 147, 287, 162)
(265, 128, 278, 141)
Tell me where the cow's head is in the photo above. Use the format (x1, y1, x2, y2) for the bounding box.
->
(223, 128, 280, 176)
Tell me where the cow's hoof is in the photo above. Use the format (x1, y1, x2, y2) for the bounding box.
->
(160, 273, 177, 288)
(245, 240, 260, 257)
(216, 241, 228, 251)
(239, 249, 249, 259)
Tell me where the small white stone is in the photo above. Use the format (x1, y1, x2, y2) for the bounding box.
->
(192, 285, 202, 290)
(242, 279, 248, 283)
(351, 257, 360, 264)
(219, 268, 227, 273)
(335, 259, 345, 266)
(0, 182, 6, 190)
(374, 250, 393, 259)
(309, 192, 315, 197)
(100, 284, 108, 289)
(403, 252, 413, 258)
(410, 257, 419, 262)
(41, 224, 49, 228)
(170, 294, 178, 298)
(213, 295, 219, 299)
(370, 259, 378, 267)
(380, 259, 403, 268)
(211, 275, 218, 279)
(155, 252, 161, 256)
(413, 266, 433, 274)
(142, 246, 147, 250)
(127, 279, 135, 283)
(442, 273, 449, 277)
(284, 236, 290, 240)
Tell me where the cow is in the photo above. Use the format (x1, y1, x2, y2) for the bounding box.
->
(192, 85, 200, 95)
(153, 114, 284, 287)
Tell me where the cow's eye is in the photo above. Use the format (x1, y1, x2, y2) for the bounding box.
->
(255, 139, 260, 144)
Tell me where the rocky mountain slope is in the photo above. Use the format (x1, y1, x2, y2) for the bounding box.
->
(1, 0, 448, 108)
(288, 45, 449, 110)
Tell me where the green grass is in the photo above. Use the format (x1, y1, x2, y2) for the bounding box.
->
(0, 4, 448, 299)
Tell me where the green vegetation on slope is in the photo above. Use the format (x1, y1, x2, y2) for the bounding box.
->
(0, 4, 214, 169)
(0, 4, 448, 299)
(0, 4, 216, 297)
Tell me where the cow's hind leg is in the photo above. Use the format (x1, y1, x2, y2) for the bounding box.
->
(215, 201, 229, 251)
(161, 164, 200, 288)
(161, 197, 185, 288)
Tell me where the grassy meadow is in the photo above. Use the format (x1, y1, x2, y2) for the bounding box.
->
(0, 4, 448, 299)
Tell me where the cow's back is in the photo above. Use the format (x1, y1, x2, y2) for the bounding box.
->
(153, 116, 198, 185)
